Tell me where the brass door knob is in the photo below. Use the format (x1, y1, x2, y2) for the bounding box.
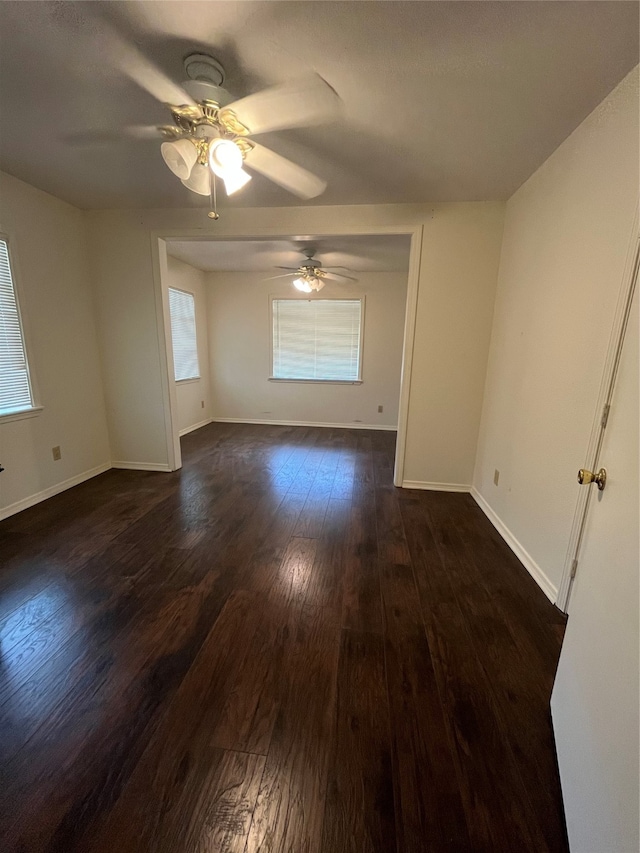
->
(577, 468, 607, 491)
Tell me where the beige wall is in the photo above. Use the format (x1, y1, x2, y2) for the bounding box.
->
(473, 68, 639, 598)
(166, 255, 212, 435)
(88, 215, 170, 468)
(206, 270, 407, 428)
(404, 203, 505, 488)
(0, 171, 110, 518)
(87, 202, 504, 486)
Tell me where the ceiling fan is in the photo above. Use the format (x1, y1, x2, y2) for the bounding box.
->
(75, 40, 341, 215)
(267, 249, 358, 293)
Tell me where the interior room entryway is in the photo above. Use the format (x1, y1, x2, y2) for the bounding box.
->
(155, 229, 419, 484)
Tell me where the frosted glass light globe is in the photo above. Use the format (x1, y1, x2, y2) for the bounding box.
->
(161, 138, 198, 180)
(293, 277, 313, 293)
(209, 139, 243, 177)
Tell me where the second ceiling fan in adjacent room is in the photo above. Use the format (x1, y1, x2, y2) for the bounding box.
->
(266, 249, 358, 292)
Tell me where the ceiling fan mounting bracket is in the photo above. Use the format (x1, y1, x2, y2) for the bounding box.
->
(183, 53, 225, 87)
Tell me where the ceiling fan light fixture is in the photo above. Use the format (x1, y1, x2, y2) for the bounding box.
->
(161, 138, 198, 180)
(293, 277, 313, 293)
(222, 167, 252, 196)
(209, 139, 243, 176)
(208, 138, 252, 196)
(181, 163, 211, 195)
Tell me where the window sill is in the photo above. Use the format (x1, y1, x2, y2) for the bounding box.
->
(0, 405, 44, 425)
(269, 378, 363, 385)
(175, 377, 201, 385)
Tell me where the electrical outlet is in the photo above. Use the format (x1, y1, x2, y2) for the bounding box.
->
(201, 400, 205, 408)
(493, 469, 500, 486)
(52, 446, 62, 461)
(377, 405, 383, 413)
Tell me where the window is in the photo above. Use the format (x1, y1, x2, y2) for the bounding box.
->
(168, 287, 200, 382)
(0, 237, 36, 417)
(271, 298, 364, 382)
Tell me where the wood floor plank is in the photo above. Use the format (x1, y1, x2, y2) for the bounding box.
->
(287, 447, 327, 496)
(71, 590, 264, 853)
(244, 603, 341, 853)
(375, 485, 412, 566)
(261, 535, 318, 609)
(304, 498, 351, 610)
(292, 492, 330, 539)
(380, 558, 473, 852)
(236, 493, 308, 594)
(341, 495, 382, 633)
(321, 628, 397, 853)
(211, 540, 319, 754)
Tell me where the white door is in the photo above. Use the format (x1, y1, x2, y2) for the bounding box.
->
(551, 283, 638, 852)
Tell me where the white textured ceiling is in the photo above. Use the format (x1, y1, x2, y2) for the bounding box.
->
(0, 1, 637, 210)
(167, 235, 411, 272)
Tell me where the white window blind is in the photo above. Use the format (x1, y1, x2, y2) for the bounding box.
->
(0, 239, 34, 415)
(168, 287, 200, 381)
(272, 298, 363, 381)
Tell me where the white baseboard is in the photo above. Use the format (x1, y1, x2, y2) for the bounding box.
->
(179, 418, 213, 437)
(0, 462, 111, 522)
(401, 480, 471, 492)
(111, 461, 173, 472)
(470, 487, 558, 603)
(210, 417, 397, 431)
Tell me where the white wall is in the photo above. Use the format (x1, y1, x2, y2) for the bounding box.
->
(0, 171, 110, 518)
(206, 271, 407, 428)
(87, 202, 504, 486)
(165, 255, 212, 435)
(473, 68, 639, 599)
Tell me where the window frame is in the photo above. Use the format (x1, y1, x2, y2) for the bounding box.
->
(269, 295, 366, 385)
(168, 285, 201, 384)
(0, 231, 42, 424)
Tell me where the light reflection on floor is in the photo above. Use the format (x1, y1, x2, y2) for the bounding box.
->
(0, 582, 85, 730)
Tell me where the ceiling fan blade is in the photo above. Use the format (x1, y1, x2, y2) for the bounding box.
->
(100, 23, 196, 108)
(324, 266, 357, 272)
(220, 74, 340, 136)
(263, 273, 297, 280)
(322, 271, 359, 282)
(64, 125, 163, 146)
(244, 143, 326, 199)
(274, 266, 303, 271)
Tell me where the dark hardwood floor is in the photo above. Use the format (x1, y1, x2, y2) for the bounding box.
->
(0, 423, 568, 852)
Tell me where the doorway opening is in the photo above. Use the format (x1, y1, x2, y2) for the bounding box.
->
(153, 228, 422, 485)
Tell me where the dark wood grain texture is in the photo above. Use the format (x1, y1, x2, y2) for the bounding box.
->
(321, 629, 396, 853)
(0, 422, 568, 852)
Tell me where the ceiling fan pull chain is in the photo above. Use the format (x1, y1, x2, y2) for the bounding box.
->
(208, 170, 220, 220)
